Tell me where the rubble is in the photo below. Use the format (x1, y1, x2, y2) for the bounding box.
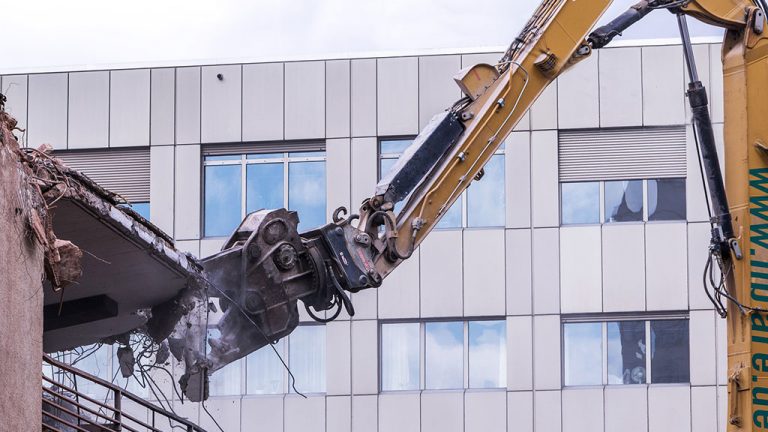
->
(0, 101, 211, 402)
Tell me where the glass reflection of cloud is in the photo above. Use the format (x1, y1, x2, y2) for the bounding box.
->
(469, 321, 506, 388)
(425, 322, 464, 390)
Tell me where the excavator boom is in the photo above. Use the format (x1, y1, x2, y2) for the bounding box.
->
(187, 3, 768, 430)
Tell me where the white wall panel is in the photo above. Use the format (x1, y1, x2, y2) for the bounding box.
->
(201, 65, 241, 143)
(506, 229, 532, 315)
(350, 137, 377, 214)
(351, 59, 376, 137)
(418, 55, 461, 129)
(531, 130, 559, 227)
(2, 75, 28, 141)
(508, 316, 532, 390)
(420, 230, 463, 317)
(691, 310, 717, 386)
(352, 395, 377, 432)
(461, 52, 502, 68)
(648, 386, 691, 432)
(605, 386, 647, 432)
(533, 315, 561, 390)
(200, 238, 225, 258)
(558, 53, 599, 129)
(242, 63, 284, 141)
(379, 249, 420, 319)
(28, 73, 68, 149)
(465, 391, 506, 432)
(506, 131, 531, 228)
(174, 144, 200, 240)
(689, 222, 715, 310)
(351, 320, 378, 395)
(560, 226, 602, 313)
(68, 71, 109, 149)
(150, 68, 175, 145)
(150, 145, 175, 235)
(377, 57, 418, 136)
(718, 385, 727, 432)
(327, 396, 351, 432)
(507, 391, 533, 432)
(285, 61, 325, 140)
(602, 224, 646, 312)
(199, 398, 240, 431)
(379, 393, 419, 432)
(346, 137, 378, 320)
(533, 228, 560, 315)
(692, 386, 718, 432)
(326, 138, 351, 221)
(172, 400, 199, 425)
(534, 391, 562, 432)
(175, 67, 201, 144)
(562, 388, 603, 432)
(599, 47, 643, 127)
(327, 320, 351, 395)
(642, 45, 685, 126)
(110, 69, 150, 147)
(646, 223, 688, 310)
(710, 44, 724, 123)
(421, 392, 463, 432)
(464, 229, 506, 316)
(174, 240, 199, 258)
(530, 80, 558, 130)
(716, 314, 727, 385)
(326, 60, 351, 138)
(285, 396, 325, 432)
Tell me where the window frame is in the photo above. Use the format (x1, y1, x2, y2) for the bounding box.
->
(202, 149, 326, 238)
(378, 137, 506, 229)
(378, 317, 507, 393)
(560, 313, 690, 388)
(560, 177, 686, 226)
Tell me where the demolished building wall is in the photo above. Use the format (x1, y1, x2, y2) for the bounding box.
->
(0, 105, 45, 429)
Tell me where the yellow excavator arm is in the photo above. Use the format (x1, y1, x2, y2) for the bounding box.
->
(191, 3, 768, 429)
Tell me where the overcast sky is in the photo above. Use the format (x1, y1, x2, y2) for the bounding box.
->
(1, 0, 723, 74)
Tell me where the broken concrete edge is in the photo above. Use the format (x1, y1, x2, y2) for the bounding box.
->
(0, 106, 212, 401)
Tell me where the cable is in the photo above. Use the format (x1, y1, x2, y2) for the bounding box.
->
(207, 284, 307, 398)
(202, 401, 225, 432)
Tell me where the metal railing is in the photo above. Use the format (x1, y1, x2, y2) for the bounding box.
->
(42, 354, 206, 432)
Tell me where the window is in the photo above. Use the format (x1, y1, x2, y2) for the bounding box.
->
(379, 139, 505, 228)
(209, 324, 326, 396)
(49, 340, 150, 401)
(203, 150, 326, 237)
(120, 202, 150, 219)
(381, 323, 420, 391)
(380, 319, 506, 391)
(561, 178, 686, 225)
(562, 317, 689, 387)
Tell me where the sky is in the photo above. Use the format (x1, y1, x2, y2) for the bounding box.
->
(1, 0, 724, 74)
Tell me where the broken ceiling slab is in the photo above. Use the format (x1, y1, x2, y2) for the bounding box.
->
(14, 144, 207, 353)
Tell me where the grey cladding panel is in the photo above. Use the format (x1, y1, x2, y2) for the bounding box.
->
(110, 69, 150, 147)
(201, 65, 242, 143)
(176, 67, 201, 144)
(559, 126, 686, 181)
(28, 73, 68, 149)
(150, 69, 175, 145)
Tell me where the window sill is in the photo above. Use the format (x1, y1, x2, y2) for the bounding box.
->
(562, 382, 691, 390)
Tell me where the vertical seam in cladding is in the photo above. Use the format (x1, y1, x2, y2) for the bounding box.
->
(107, 71, 112, 148)
(66, 73, 70, 149)
(240, 64, 244, 143)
